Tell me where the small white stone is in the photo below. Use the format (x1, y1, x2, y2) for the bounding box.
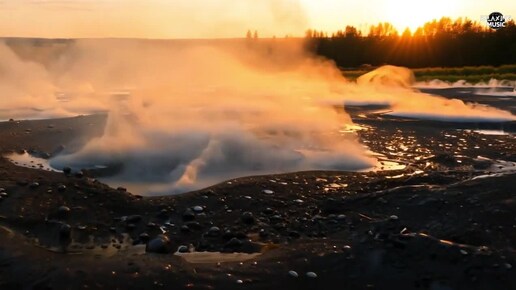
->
(236, 279, 243, 284)
(505, 263, 512, 270)
(306, 272, 318, 278)
(176, 245, 189, 253)
(389, 215, 399, 221)
(288, 270, 299, 278)
(193, 206, 203, 213)
(262, 189, 274, 194)
(460, 249, 468, 255)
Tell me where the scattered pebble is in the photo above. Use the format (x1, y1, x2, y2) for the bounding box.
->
(57, 206, 71, 218)
(225, 237, 243, 249)
(183, 208, 195, 221)
(146, 235, 172, 254)
(207, 226, 221, 237)
(17, 180, 28, 186)
(241, 212, 255, 224)
(262, 207, 274, 215)
(288, 270, 299, 278)
(157, 209, 169, 218)
(306, 272, 318, 278)
(59, 223, 72, 239)
(262, 189, 274, 194)
(193, 206, 204, 213)
(185, 221, 202, 230)
(259, 228, 269, 238)
(126, 215, 142, 223)
(139, 233, 150, 242)
(177, 245, 189, 253)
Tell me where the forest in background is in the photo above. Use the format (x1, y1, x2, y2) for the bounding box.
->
(302, 17, 516, 69)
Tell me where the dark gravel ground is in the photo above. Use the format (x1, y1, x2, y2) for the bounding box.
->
(0, 88, 515, 290)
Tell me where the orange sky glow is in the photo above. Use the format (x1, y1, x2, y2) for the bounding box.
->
(0, 0, 514, 38)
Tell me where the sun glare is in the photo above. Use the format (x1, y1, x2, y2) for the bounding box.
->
(383, 0, 458, 32)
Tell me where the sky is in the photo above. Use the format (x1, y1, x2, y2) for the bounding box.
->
(0, 0, 515, 38)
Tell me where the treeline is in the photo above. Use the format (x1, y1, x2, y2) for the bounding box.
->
(305, 17, 516, 68)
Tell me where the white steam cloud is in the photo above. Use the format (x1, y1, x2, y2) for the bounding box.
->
(0, 40, 514, 194)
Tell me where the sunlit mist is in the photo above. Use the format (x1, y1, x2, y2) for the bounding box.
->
(1, 38, 514, 194)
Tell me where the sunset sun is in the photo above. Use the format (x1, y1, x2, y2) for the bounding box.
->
(382, 0, 459, 32)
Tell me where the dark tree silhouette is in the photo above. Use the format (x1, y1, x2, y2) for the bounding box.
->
(306, 17, 516, 68)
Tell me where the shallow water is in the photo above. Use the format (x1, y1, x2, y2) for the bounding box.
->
(5, 152, 56, 172)
(5, 150, 406, 196)
(467, 129, 512, 136)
